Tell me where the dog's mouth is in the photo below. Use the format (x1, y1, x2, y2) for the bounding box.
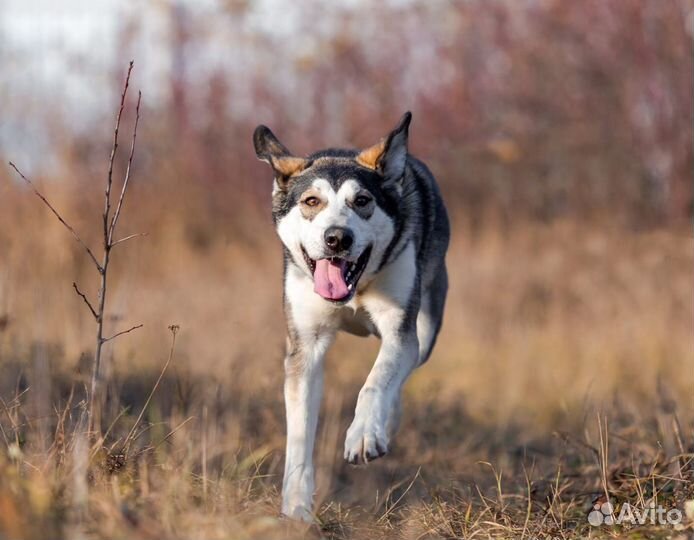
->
(302, 246, 372, 302)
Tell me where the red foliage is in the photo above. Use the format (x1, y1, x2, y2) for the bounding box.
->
(14, 1, 693, 233)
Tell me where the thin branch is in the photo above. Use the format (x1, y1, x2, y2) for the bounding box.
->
(72, 282, 98, 320)
(102, 324, 143, 343)
(377, 467, 421, 524)
(108, 89, 142, 246)
(111, 232, 147, 248)
(129, 416, 196, 460)
(148, 416, 195, 452)
(9, 162, 102, 272)
(104, 61, 134, 245)
(88, 61, 137, 435)
(89, 406, 130, 462)
(123, 325, 179, 454)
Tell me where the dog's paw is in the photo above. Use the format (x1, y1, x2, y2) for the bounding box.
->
(281, 500, 314, 523)
(281, 473, 315, 523)
(343, 414, 389, 465)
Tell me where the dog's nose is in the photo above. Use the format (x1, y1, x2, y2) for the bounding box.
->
(324, 227, 354, 252)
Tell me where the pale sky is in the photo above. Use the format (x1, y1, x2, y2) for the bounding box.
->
(0, 0, 434, 171)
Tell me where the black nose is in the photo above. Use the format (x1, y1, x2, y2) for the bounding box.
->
(324, 227, 354, 252)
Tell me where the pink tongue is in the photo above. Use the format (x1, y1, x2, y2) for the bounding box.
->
(313, 259, 350, 300)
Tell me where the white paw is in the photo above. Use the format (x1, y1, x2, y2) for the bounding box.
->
(281, 469, 315, 522)
(344, 408, 389, 465)
(281, 500, 314, 522)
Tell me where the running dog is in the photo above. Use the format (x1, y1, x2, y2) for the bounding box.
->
(253, 112, 449, 520)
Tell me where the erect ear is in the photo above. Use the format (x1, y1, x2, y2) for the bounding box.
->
(253, 125, 308, 184)
(356, 111, 411, 181)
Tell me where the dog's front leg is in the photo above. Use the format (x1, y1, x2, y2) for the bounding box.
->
(344, 244, 420, 464)
(343, 309, 418, 464)
(281, 266, 337, 520)
(281, 330, 333, 521)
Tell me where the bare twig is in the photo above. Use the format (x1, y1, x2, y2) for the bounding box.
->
(88, 62, 142, 434)
(132, 415, 195, 459)
(202, 404, 208, 500)
(103, 61, 134, 245)
(102, 324, 143, 343)
(108, 90, 141, 245)
(377, 467, 421, 524)
(123, 325, 179, 455)
(11, 62, 145, 439)
(72, 282, 98, 320)
(597, 414, 613, 522)
(52, 384, 75, 469)
(88, 406, 131, 463)
(150, 415, 195, 451)
(8, 162, 102, 271)
(111, 232, 147, 248)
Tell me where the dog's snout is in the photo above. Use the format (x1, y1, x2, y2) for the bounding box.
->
(324, 227, 354, 252)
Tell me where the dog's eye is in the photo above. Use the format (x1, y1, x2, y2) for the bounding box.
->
(303, 196, 320, 207)
(354, 195, 372, 207)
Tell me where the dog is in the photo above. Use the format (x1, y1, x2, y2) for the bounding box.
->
(253, 112, 449, 521)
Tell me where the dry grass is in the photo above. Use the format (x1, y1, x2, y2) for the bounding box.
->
(2, 2, 691, 536)
(0, 176, 692, 538)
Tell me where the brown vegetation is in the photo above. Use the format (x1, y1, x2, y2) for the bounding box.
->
(0, 1, 692, 538)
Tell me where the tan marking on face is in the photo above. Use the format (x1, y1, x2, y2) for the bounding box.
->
(271, 156, 308, 178)
(356, 140, 386, 169)
(298, 187, 327, 220)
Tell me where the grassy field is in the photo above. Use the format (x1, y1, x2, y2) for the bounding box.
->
(1, 1, 691, 537)
(0, 175, 692, 540)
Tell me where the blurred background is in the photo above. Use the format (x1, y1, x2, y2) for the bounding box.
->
(3, 0, 692, 226)
(0, 1, 693, 538)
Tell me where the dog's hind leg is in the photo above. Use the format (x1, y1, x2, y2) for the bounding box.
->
(383, 265, 447, 441)
(416, 263, 448, 365)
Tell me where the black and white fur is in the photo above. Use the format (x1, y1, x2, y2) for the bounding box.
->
(253, 112, 449, 521)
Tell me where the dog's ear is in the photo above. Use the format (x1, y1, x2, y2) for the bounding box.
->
(253, 125, 308, 187)
(356, 112, 411, 182)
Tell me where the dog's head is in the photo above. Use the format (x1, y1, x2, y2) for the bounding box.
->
(253, 112, 412, 303)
